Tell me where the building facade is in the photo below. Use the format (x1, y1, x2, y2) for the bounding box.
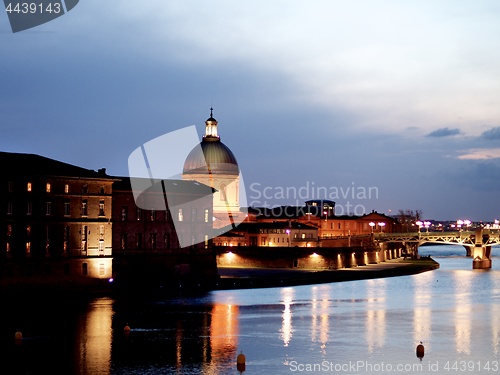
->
(0, 152, 115, 288)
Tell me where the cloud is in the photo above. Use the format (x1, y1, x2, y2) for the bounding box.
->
(481, 127, 500, 140)
(457, 148, 500, 160)
(426, 127, 462, 137)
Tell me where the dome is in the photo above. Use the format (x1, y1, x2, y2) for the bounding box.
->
(183, 138, 239, 176)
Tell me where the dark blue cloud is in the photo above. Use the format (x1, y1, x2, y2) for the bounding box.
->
(481, 127, 500, 140)
(426, 127, 462, 137)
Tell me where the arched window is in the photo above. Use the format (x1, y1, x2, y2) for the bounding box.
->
(220, 183, 227, 201)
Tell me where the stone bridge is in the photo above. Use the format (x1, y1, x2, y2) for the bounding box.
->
(375, 228, 500, 269)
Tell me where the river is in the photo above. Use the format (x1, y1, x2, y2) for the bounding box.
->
(1, 245, 499, 374)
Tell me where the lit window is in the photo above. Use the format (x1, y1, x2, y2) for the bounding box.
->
(99, 200, 105, 216)
(64, 184, 69, 193)
(150, 209, 156, 221)
(81, 200, 88, 216)
(204, 209, 209, 223)
(27, 182, 32, 192)
(46, 183, 51, 193)
(178, 209, 183, 222)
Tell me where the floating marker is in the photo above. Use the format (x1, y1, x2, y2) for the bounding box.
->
(236, 351, 246, 373)
(416, 342, 425, 360)
(14, 330, 22, 345)
(124, 323, 131, 333)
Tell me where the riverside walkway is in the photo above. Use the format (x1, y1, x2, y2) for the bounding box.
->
(215, 258, 439, 290)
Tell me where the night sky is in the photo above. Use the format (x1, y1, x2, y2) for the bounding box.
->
(2, 1, 500, 221)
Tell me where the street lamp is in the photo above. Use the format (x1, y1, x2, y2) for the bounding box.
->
(464, 220, 471, 231)
(286, 229, 290, 246)
(416, 221, 423, 233)
(369, 222, 375, 233)
(378, 222, 386, 233)
(424, 221, 431, 232)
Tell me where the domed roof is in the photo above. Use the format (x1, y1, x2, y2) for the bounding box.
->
(183, 109, 239, 176)
(183, 138, 239, 176)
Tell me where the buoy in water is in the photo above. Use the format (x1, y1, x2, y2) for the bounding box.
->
(416, 342, 425, 360)
(236, 351, 246, 373)
(14, 330, 22, 345)
(124, 323, 131, 333)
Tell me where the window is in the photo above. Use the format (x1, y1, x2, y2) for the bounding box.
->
(178, 209, 183, 222)
(64, 184, 69, 193)
(99, 263, 105, 276)
(99, 225, 105, 240)
(121, 206, 128, 221)
(82, 263, 88, 276)
(99, 200, 105, 216)
(164, 233, 170, 249)
(99, 186, 105, 195)
(7, 201, 12, 215)
(220, 183, 227, 201)
(136, 233, 142, 249)
(150, 209, 156, 221)
(82, 184, 88, 194)
(204, 209, 209, 223)
(46, 183, 51, 193)
(136, 207, 142, 221)
(191, 209, 196, 222)
(46, 202, 52, 215)
(81, 200, 88, 216)
(27, 202, 32, 215)
(150, 233, 157, 249)
(121, 233, 127, 250)
(64, 201, 70, 216)
(27, 182, 32, 192)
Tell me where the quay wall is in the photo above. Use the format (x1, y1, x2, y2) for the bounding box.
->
(216, 243, 403, 270)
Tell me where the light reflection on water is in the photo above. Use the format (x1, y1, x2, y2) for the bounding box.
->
(1, 246, 499, 374)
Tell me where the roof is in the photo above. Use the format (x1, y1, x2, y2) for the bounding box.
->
(1, 151, 114, 180)
(233, 221, 318, 233)
(113, 176, 214, 195)
(183, 139, 239, 176)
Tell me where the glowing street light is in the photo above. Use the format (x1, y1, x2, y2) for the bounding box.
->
(464, 220, 471, 230)
(416, 221, 423, 233)
(369, 222, 375, 233)
(378, 222, 386, 233)
(424, 221, 431, 232)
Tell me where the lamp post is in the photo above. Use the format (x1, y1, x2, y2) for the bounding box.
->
(416, 221, 423, 233)
(464, 219, 471, 231)
(378, 222, 386, 233)
(424, 221, 431, 232)
(369, 222, 375, 233)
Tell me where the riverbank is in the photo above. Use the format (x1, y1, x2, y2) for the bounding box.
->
(215, 257, 439, 290)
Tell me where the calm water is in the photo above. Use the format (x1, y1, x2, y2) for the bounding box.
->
(2, 245, 500, 375)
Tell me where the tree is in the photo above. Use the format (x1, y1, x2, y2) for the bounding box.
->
(397, 209, 423, 232)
